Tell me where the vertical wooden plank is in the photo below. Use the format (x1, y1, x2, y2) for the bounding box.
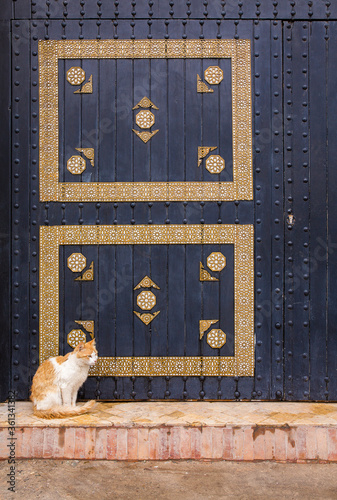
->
(285, 21, 310, 400)
(184, 19, 204, 399)
(12, 20, 31, 399)
(327, 21, 337, 400)
(0, 2, 12, 401)
(252, 19, 272, 401)
(308, 21, 328, 400)
(270, 20, 284, 400)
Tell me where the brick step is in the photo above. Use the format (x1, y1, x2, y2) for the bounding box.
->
(1, 402, 337, 461)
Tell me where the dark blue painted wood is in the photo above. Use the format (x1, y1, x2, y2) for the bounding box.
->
(308, 21, 328, 401)
(327, 21, 337, 401)
(8, 2, 337, 402)
(0, 1, 12, 401)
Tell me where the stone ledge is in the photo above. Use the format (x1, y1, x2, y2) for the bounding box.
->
(1, 402, 337, 461)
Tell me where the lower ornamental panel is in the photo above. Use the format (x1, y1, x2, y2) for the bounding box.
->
(39, 224, 254, 377)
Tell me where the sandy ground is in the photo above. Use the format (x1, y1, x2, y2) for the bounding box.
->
(1, 460, 337, 500)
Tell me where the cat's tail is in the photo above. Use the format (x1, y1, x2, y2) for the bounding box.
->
(33, 400, 96, 419)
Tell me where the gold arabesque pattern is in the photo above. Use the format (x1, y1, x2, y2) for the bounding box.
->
(39, 224, 254, 377)
(39, 39, 252, 202)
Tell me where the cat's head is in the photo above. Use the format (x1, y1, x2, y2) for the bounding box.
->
(75, 339, 98, 366)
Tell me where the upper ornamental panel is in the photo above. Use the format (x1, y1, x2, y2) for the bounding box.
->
(39, 39, 252, 202)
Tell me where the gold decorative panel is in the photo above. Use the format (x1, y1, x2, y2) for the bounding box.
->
(39, 224, 254, 377)
(39, 39, 252, 202)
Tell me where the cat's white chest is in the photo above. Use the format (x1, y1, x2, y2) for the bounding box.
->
(51, 356, 88, 389)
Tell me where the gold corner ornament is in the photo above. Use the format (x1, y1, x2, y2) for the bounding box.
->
(74, 74, 93, 94)
(197, 74, 213, 93)
(75, 261, 94, 281)
(199, 320, 218, 340)
(39, 224, 254, 377)
(39, 39, 252, 202)
(132, 129, 159, 143)
(134, 276, 160, 290)
(75, 320, 94, 339)
(199, 262, 218, 282)
(75, 148, 94, 167)
(133, 96, 159, 110)
(134, 310, 160, 325)
(198, 146, 217, 167)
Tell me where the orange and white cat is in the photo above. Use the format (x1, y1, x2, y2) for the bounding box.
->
(31, 339, 98, 419)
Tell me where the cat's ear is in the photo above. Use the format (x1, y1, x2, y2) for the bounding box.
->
(76, 342, 85, 351)
(89, 339, 96, 345)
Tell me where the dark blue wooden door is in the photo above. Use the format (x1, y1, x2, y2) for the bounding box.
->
(4, 0, 337, 402)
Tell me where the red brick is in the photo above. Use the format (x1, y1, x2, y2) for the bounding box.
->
(63, 428, 76, 459)
(274, 428, 287, 461)
(149, 429, 159, 460)
(138, 428, 149, 460)
(43, 428, 56, 458)
(32, 427, 44, 458)
(264, 429, 276, 460)
(74, 428, 86, 459)
(190, 428, 201, 459)
(233, 428, 244, 461)
(243, 427, 254, 461)
(253, 429, 265, 460)
(95, 428, 107, 459)
(328, 428, 337, 461)
(305, 427, 317, 460)
(127, 428, 138, 460)
(106, 428, 117, 459)
(201, 427, 212, 459)
(14, 428, 23, 459)
(169, 427, 181, 459)
(285, 428, 297, 462)
(316, 427, 328, 461)
(295, 427, 307, 461)
(21, 427, 33, 458)
(85, 428, 96, 459)
(158, 427, 170, 460)
(212, 427, 223, 459)
(180, 427, 192, 459)
(222, 428, 233, 460)
(116, 428, 128, 460)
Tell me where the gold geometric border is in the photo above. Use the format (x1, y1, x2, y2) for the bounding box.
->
(39, 224, 254, 376)
(39, 39, 252, 202)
